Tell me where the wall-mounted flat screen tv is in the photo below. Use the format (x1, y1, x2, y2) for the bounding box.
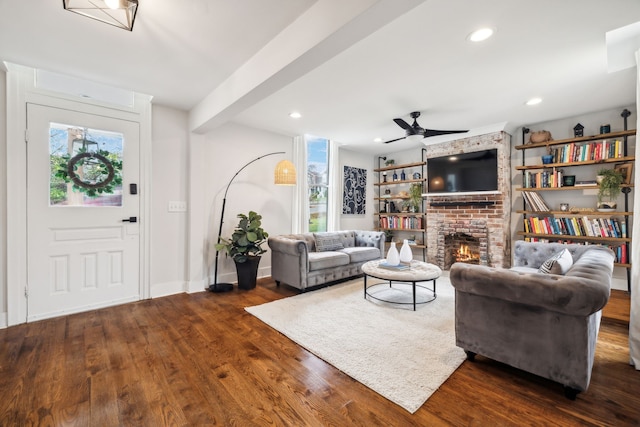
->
(427, 149, 498, 194)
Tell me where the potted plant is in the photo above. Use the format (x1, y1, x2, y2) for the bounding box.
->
(215, 211, 268, 289)
(596, 168, 624, 211)
(408, 182, 423, 213)
(383, 229, 393, 242)
(385, 158, 395, 166)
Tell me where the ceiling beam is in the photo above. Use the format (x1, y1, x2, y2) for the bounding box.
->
(188, 0, 425, 134)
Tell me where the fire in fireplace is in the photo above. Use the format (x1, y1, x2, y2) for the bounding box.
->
(444, 232, 481, 269)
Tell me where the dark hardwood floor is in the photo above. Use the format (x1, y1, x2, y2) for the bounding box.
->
(1, 278, 638, 426)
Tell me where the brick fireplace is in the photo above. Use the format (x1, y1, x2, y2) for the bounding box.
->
(424, 131, 511, 269)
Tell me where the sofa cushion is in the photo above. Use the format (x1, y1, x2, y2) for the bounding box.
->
(338, 246, 381, 263)
(308, 251, 350, 271)
(314, 233, 345, 252)
(538, 248, 573, 275)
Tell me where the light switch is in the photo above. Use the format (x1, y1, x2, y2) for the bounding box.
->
(168, 201, 187, 212)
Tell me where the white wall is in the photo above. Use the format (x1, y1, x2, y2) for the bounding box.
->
(0, 69, 7, 326)
(201, 122, 295, 285)
(510, 105, 636, 291)
(149, 105, 189, 297)
(339, 147, 375, 231)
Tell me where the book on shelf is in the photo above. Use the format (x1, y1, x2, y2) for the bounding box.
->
(522, 191, 550, 211)
(575, 180, 597, 186)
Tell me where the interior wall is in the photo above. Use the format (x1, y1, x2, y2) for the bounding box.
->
(510, 105, 637, 291)
(150, 105, 189, 297)
(202, 122, 294, 285)
(339, 147, 373, 231)
(0, 69, 7, 327)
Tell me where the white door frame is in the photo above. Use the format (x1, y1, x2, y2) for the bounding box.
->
(5, 63, 152, 326)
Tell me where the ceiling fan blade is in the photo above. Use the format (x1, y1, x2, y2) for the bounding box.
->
(424, 129, 468, 138)
(393, 118, 412, 130)
(383, 136, 406, 144)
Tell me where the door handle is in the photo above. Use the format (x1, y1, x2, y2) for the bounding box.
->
(122, 217, 137, 223)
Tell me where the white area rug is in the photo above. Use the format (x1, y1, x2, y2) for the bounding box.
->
(245, 274, 466, 413)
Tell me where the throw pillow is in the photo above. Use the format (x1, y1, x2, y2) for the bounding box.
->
(315, 234, 344, 252)
(538, 248, 573, 275)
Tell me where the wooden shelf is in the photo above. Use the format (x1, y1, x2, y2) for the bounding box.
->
(378, 227, 425, 232)
(515, 129, 636, 150)
(517, 210, 633, 216)
(515, 156, 635, 170)
(375, 196, 410, 201)
(384, 242, 426, 249)
(516, 184, 633, 191)
(375, 213, 424, 217)
(375, 178, 425, 186)
(374, 161, 425, 172)
(517, 231, 630, 242)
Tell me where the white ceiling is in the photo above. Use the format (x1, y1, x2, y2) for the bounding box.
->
(1, 0, 639, 155)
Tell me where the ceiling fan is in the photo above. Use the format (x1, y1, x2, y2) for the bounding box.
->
(383, 111, 468, 143)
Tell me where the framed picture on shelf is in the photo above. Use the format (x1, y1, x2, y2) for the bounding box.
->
(614, 162, 634, 185)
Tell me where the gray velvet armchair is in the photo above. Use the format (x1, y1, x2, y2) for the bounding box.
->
(450, 241, 615, 399)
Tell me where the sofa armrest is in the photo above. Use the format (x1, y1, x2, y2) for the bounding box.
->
(268, 236, 309, 257)
(450, 260, 611, 317)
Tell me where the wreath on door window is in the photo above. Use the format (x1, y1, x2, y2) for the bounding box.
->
(55, 149, 123, 197)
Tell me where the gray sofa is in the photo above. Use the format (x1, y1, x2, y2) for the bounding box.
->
(268, 230, 385, 290)
(450, 241, 615, 398)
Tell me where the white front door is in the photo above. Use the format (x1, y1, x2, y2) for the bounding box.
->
(26, 103, 141, 321)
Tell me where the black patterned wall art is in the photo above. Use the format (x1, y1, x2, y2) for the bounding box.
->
(343, 166, 366, 214)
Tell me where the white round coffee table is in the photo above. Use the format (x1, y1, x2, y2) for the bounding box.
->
(362, 259, 442, 310)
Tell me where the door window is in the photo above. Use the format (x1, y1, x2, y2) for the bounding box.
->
(49, 123, 124, 207)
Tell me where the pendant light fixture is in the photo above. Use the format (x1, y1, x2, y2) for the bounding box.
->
(63, 0, 139, 31)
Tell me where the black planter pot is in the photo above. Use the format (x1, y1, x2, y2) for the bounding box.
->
(234, 256, 261, 290)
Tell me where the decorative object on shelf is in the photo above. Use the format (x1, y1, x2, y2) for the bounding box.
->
(343, 166, 367, 215)
(210, 151, 296, 293)
(385, 159, 395, 166)
(382, 171, 387, 182)
(384, 230, 393, 242)
(384, 188, 391, 195)
(413, 172, 421, 179)
(386, 241, 400, 266)
(399, 239, 413, 264)
(600, 124, 611, 134)
(596, 168, 624, 211)
(408, 182, 423, 213)
(401, 170, 406, 180)
(63, 0, 139, 31)
(614, 162, 634, 185)
(562, 175, 575, 186)
(215, 211, 269, 290)
(573, 123, 584, 137)
(541, 154, 554, 164)
(393, 171, 398, 181)
(528, 130, 553, 144)
(559, 203, 570, 212)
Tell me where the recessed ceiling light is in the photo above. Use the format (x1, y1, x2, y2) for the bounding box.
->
(289, 111, 302, 119)
(468, 27, 494, 42)
(526, 97, 543, 106)
(373, 137, 382, 143)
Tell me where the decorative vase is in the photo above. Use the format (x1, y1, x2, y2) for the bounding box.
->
(399, 239, 412, 265)
(386, 241, 400, 266)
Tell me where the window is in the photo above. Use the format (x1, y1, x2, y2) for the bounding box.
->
(49, 123, 124, 207)
(306, 135, 329, 232)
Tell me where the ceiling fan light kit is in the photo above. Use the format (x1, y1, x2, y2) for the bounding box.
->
(63, 0, 139, 31)
(383, 111, 468, 144)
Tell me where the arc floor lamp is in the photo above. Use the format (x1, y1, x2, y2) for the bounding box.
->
(209, 152, 296, 292)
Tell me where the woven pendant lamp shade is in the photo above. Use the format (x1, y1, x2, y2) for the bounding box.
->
(274, 160, 296, 185)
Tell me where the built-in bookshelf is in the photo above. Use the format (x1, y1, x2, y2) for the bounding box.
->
(516, 110, 635, 290)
